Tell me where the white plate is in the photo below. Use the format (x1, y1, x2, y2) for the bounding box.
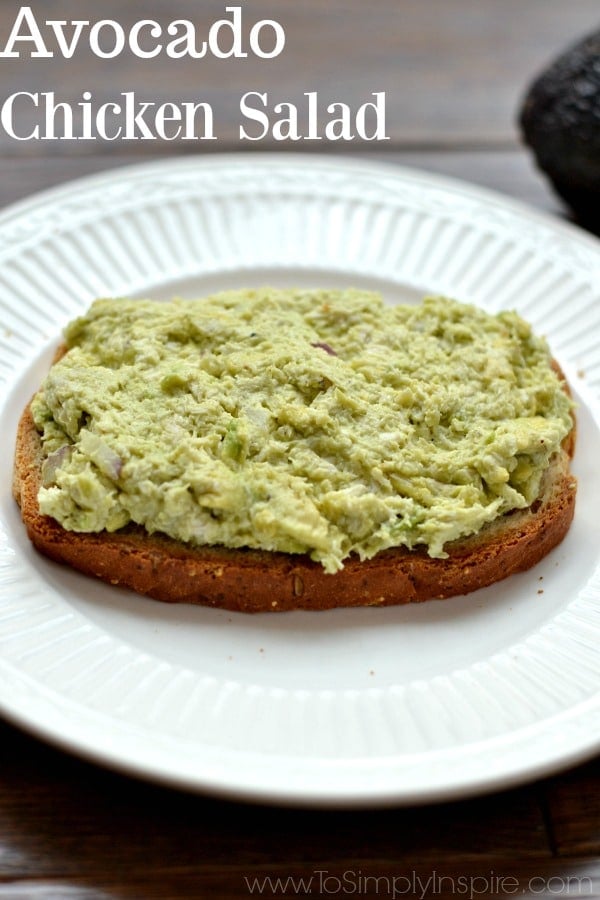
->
(1, 154, 599, 807)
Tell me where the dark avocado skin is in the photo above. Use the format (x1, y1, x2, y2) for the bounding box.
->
(519, 30, 600, 232)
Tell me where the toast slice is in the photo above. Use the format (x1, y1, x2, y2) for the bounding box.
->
(13, 401, 576, 613)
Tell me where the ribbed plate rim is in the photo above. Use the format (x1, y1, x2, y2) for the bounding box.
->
(0, 152, 599, 807)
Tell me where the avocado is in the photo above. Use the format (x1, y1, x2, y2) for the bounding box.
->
(519, 30, 600, 231)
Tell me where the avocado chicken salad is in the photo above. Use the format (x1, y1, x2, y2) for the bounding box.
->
(31, 290, 573, 573)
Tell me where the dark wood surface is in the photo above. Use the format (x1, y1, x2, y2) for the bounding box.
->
(1, 2, 599, 898)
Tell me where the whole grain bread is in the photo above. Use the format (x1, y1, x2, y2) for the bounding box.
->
(13, 395, 577, 613)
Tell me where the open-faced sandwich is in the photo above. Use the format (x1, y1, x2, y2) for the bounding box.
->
(13, 289, 576, 611)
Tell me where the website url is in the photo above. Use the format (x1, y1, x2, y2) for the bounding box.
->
(243, 868, 594, 898)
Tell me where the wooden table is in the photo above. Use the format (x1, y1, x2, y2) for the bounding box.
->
(1, 2, 599, 897)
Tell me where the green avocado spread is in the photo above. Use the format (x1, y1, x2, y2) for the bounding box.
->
(31, 290, 573, 573)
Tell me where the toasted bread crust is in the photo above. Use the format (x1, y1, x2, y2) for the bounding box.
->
(13, 399, 576, 612)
